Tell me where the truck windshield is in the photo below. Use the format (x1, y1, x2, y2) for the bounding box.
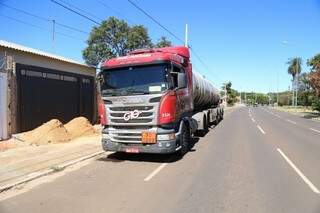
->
(101, 64, 168, 96)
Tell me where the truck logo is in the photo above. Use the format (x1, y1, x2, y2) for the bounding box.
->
(123, 110, 141, 121)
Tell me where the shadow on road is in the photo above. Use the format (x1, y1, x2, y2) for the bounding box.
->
(97, 137, 200, 163)
(301, 112, 320, 120)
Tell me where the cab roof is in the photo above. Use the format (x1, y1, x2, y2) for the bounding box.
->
(101, 46, 190, 69)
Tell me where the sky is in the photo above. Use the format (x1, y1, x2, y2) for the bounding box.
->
(1, 0, 320, 93)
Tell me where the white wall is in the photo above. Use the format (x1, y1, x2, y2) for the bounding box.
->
(0, 72, 8, 140)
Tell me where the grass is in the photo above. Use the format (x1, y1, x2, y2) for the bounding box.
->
(274, 106, 320, 121)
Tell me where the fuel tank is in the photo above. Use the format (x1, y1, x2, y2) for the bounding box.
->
(192, 71, 220, 111)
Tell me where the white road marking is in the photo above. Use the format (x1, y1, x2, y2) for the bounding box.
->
(144, 163, 168, 181)
(277, 148, 320, 194)
(275, 114, 281, 118)
(286, 119, 297, 125)
(257, 125, 266, 134)
(251, 118, 256, 123)
(310, 128, 320, 134)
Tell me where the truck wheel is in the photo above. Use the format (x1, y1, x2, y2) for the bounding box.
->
(207, 115, 211, 129)
(179, 123, 190, 156)
(213, 113, 218, 125)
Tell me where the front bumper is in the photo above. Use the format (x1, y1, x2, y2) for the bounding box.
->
(102, 138, 178, 154)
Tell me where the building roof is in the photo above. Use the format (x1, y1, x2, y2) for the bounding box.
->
(0, 40, 93, 68)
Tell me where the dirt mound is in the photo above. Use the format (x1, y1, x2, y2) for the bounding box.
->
(65, 117, 96, 139)
(17, 119, 71, 145)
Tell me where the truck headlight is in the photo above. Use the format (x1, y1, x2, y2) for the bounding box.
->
(157, 133, 175, 141)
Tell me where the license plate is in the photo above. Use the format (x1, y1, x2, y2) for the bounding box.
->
(125, 147, 139, 153)
(141, 131, 157, 144)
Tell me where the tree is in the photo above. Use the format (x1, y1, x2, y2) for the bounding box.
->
(155, 36, 172, 48)
(307, 53, 320, 97)
(127, 25, 153, 50)
(296, 73, 313, 106)
(287, 57, 302, 106)
(222, 82, 237, 106)
(82, 17, 153, 66)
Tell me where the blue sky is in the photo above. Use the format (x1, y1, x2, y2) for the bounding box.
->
(1, 0, 320, 92)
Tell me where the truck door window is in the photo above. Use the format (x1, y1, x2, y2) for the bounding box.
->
(171, 66, 185, 88)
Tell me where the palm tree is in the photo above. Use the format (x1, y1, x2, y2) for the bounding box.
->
(287, 57, 302, 107)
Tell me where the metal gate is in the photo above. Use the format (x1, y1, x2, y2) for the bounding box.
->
(16, 64, 94, 132)
(0, 72, 8, 140)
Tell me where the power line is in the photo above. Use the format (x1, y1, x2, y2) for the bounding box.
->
(58, 0, 103, 22)
(96, 0, 134, 24)
(0, 14, 85, 42)
(189, 46, 223, 82)
(0, 2, 48, 21)
(127, 0, 185, 44)
(0, 2, 89, 35)
(55, 22, 89, 35)
(51, 0, 101, 25)
(126, 0, 225, 85)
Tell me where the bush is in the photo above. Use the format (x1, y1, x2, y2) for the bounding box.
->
(311, 96, 320, 112)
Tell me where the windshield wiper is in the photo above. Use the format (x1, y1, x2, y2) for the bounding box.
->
(102, 90, 118, 96)
(126, 88, 150, 95)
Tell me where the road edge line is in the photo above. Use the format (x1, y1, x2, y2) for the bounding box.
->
(277, 148, 320, 194)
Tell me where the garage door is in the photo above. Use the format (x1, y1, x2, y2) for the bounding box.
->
(16, 64, 94, 132)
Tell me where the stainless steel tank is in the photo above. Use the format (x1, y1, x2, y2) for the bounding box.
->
(192, 71, 220, 110)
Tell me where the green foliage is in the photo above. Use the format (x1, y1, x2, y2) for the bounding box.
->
(244, 92, 269, 105)
(156, 36, 172, 48)
(222, 82, 238, 106)
(82, 17, 153, 66)
(311, 96, 320, 111)
(307, 53, 320, 71)
(287, 57, 302, 79)
(307, 53, 320, 97)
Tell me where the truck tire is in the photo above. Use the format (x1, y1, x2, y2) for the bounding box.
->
(179, 123, 191, 156)
(220, 110, 224, 121)
(212, 113, 219, 125)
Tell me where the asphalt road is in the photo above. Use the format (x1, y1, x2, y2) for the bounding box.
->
(1, 106, 320, 213)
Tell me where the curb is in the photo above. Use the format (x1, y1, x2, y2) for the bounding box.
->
(0, 151, 105, 193)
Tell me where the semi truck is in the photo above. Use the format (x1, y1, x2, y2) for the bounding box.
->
(98, 46, 223, 155)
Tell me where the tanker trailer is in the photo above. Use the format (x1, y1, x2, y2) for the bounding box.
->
(192, 71, 223, 136)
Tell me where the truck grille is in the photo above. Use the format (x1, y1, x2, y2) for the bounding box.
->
(106, 105, 156, 125)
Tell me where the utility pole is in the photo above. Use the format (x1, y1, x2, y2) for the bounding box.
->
(277, 69, 279, 105)
(185, 24, 188, 47)
(295, 76, 298, 107)
(224, 83, 227, 105)
(292, 77, 295, 107)
(245, 93, 247, 104)
(51, 19, 56, 51)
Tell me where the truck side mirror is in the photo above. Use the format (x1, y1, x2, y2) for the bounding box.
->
(177, 73, 187, 88)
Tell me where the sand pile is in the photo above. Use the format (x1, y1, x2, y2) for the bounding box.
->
(65, 117, 96, 139)
(16, 119, 71, 145)
(5, 117, 97, 147)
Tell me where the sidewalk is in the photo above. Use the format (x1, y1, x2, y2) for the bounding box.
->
(0, 134, 102, 191)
